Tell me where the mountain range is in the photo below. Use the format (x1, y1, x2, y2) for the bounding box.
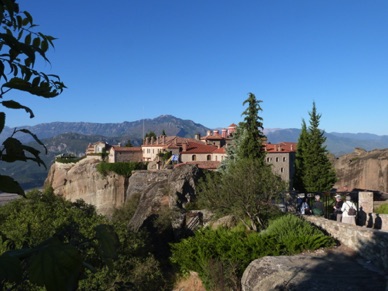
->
(2, 114, 388, 189)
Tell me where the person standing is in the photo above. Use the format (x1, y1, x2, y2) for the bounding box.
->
(341, 195, 357, 225)
(333, 195, 343, 221)
(312, 195, 324, 216)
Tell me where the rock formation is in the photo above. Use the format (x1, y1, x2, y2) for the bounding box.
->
(241, 249, 386, 290)
(45, 157, 126, 215)
(127, 164, 204, 231)
(334, 148, 388, 193)
(45, 158, 204, 227)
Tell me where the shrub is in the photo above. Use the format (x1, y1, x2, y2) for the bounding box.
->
(170, 214, 335, 290)
(375, 203, 388, 214)
(97, 162, 147, 177)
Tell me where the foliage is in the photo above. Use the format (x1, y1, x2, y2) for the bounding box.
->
(0, 188, 169, 290)
(0, 0, 65, 196)
(198, 158, 287, 231)
(170, 215, 335, 290)
(237, 92, 266, 162)
(55, 155, 85, 164)
(97, 161, 147, 177)
(158, 150, 172, 162)
(124, 139, 133, 147)
(262, 214, 336, 253)
(294, 102, 337, 192)
(0, 188, 116, 290)
(145, 130, 157, 140)
(375, 203, 388, 214)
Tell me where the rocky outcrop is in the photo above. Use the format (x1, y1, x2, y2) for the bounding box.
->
(241, 249, 386, 290)
(45, 158, 205, 227)
(45, 157, 126, 215)
(334, 148, 388, 193)
(127, 164, 204, 231)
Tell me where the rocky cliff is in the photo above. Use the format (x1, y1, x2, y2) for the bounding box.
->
(45, 158, 204, 223)
(45, 157, 126, 215)
(334, 148, 388, 193)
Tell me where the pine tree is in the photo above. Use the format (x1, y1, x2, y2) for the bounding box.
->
(295, 102, 337, 192)
(294, 119, 308, 192)
(238, 92, 266, 162)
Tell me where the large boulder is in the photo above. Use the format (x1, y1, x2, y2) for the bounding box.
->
(45, 157, 126, 215)
(241, 250, 386, 290)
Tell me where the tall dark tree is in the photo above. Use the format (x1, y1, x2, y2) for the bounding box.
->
(295, 102, 337, 192)
(294, 119, 308, 192)
(236, 92, 266, 162)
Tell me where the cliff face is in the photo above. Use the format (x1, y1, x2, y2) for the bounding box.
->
(45, 158, 204, 223)
(334, 148, 388, 193)
(45, 157, 126, 215)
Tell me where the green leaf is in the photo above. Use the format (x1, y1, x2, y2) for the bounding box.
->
(95, 224, 119, 267)
(0, 253, 22, 283)
(2, 137, 25, 162)
(1, 100, 35, 118)
(32, 37, 40, 48)
(18, 128, 47, 154)
(0, 112, 5, 134)
(0, 175, 25, 196)
(24, 33, 31, 45)
(28, 238, 83, 291)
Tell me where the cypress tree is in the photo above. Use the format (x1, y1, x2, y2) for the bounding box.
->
(237, 92, 266, 162)
(295, 102, 337, 192)
(294, 119, 308, 192)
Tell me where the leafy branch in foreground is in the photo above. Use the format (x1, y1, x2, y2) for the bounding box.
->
(0, 0, 66, 195)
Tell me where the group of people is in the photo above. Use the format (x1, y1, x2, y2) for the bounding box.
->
(298, 194, 357, 225)
(333, 194, 357, 225)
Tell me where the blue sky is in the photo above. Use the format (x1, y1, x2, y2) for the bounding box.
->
(6, 0, 388, 135)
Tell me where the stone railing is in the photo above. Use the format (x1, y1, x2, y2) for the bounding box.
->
(304, 216, 388, 273)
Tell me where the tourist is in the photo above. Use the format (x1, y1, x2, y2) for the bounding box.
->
(341, 195, 357, 225)
(333, 195, 343, 221)
(312, 195, 324, 216)
(300, 198, 311, 215)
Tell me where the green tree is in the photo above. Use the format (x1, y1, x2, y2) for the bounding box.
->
(161, 129, 167, 136)
(294, 119, 308, 192)
(237, 93, 266, 162)
(124, 139, 133, 147)
(0, 0, 65, 195)
(198, 158, 286, 231)
(220, 93, 266, 172)
(145, 131, 157, 140)
(295, 102, 337, 192)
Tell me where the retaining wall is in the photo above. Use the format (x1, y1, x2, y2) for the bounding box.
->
(304, 216, 388, 273)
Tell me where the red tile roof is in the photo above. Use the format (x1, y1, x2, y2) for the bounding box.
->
(264, 142, 297, 153)
(112, 146, 142, 152)
(181, 142, 219, 154)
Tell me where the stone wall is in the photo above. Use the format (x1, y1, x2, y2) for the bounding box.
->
(304, 216, 388, 272)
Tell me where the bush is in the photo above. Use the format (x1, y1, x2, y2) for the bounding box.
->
(0, 188, 168, 290)
(97, 162, 147, 177)
(170, 214, 335, 290)
(375, 203, 388, 214)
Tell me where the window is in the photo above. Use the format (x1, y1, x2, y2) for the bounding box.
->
(207, 155, 211, 161)
(283, 157, 286, 162)
(280, 167, 284, 173)
(192, 155, 196, 161)
(266, 157, 270, 163)
(275, 157, 279, 162)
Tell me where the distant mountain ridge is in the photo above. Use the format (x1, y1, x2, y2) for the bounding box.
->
(2, 114, 388, 189)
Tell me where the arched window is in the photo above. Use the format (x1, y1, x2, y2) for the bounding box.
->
(192, 155, 196, 161)
(207, 155, 211, 161)
(283, 157, 286, 162)
(275, 157, 279, 162)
